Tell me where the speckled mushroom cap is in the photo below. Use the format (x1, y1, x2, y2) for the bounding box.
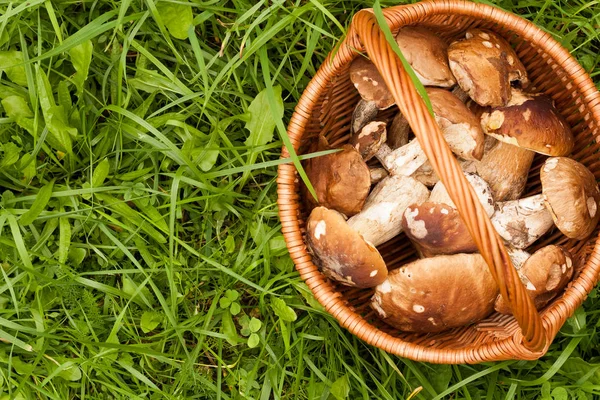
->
(495, 245, 574, 314)
(481, 90, 574, 156)
(448, 29, 528, 107)
(395, 26, 455, 87)
(306, 207, 388, 288)
(371, 253, 498, 332)
(350, 121, 387, 161)
(541, 157, 600, 240)
(301, 138, 371, 217)
(426, 87, 485, 160)
(349, 57, 395, 109)
(401, 202, 478, 257)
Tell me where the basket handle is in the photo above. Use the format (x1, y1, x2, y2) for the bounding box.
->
(351, 8, 547, 353)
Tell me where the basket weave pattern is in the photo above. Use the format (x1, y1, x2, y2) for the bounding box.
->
(277, 0, 600, 364)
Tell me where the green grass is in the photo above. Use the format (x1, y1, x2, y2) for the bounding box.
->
(0, 0, 599, 398)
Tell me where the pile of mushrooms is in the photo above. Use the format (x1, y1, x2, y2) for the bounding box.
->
(302, 27, 600, 333)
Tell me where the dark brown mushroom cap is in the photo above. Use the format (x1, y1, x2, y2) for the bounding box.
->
(387, 112, 410, 150)
(426, 88, 485, 160)
(495, 245, 573, 314)
(541, 157, 600, 240)
(481, 90, 574, 156)
(350, 121, 387, 161)
(349, 57, 395, 109)
(448, 29, 528, 107)
(395, 26, 455, 87)
(371, 253, 498, 332)
(401, 202, 477, 257)
(301, 138, 371, 217)
(306, 207, 388, 288)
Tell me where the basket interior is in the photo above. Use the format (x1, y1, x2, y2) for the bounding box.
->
(295, 12, 600, 351)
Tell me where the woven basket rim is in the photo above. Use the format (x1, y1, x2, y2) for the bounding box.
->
(277, 0, 600, 364)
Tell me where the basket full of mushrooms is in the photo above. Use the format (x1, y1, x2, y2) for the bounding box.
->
(277, 0, 600, 363)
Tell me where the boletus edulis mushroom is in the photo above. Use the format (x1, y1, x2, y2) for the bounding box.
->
(481, 89, 574, 157)
(371, 253, 498, 332)
(401, 172, 494, 257)
(306, 206, 388, 288)
(495, 245, 573, 314)
(448, 29, 528, 107)
(301, 137, 371, 217)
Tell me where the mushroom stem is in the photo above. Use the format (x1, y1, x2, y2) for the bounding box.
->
(369, 167, 388, 185)
(376, 139, 428, 177)
(491, 194, 554, 249)
(347, 174, 430, 246)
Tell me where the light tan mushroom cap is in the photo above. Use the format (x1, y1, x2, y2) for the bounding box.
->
(481, 90, 574, 156)
(427, 88, 485, 160)
(402, 202, 478, 257)
(541, 157, 600, 240)
(473, 137, 534, 201)
(495, 245, 573, 314)
(349, 57, 395, 109)
(371, 253, 498, 332)
(306, 207, 388, 288)
(395, 26, 455, 87)
(448, 29, 528, 107)
(302, 140, 371, 217)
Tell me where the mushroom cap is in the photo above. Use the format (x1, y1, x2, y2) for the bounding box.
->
(541, 157, 600, 240)
(495, 245, 573, 314)
(481, 90, 574, 156)
(473, 137, 535, 201)
(448, 29, 528, 107)
(395, 26, 455, 87)
(349, 57, 395, 109)
(402, 202, 478, 257)
(371, 253, 498, 332)
(306, 207, 388, 288)
(427, 87, 485, 160)
(387, 112, 410, 150)
(301, 140, 371, 217)
(350, 121, 387, 161)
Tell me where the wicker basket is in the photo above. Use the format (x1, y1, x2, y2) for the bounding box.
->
(277, 0, 600, 364)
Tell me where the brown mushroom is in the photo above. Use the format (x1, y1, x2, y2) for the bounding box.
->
(306, 207, 388, 288)
(350, 57, 395, 133)
(301, 137, 371, 216)
(371, 253, 498, 332)
(481, 90, 574, 156)
(387, 112, 410, 150)
(427, 87, 485, 160)
(350, 121, 387, 161)
(541, 157, 600, 240)
(395, 26, 456, 88)
(490, 157, 600, 246)
(402, 172, 494, 257)
(494, 245, 573, 314)
(472, 136, 535, 201)
(448, 29, 528, 107)
(347, 174, 430, 246)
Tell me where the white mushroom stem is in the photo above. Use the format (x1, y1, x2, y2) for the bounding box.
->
(491, 194, 554, 249)
(506, 247, 530, 269)
(369, 168, 388, 184)
(347, 174, 430, 246)
(375, 139, 428, 177)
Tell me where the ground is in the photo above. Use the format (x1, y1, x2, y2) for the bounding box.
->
(0, 0, 599, 399)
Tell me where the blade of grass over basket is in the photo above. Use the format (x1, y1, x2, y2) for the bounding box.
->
(258, 47, 317, 201)
(372, 1, 434, 117)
